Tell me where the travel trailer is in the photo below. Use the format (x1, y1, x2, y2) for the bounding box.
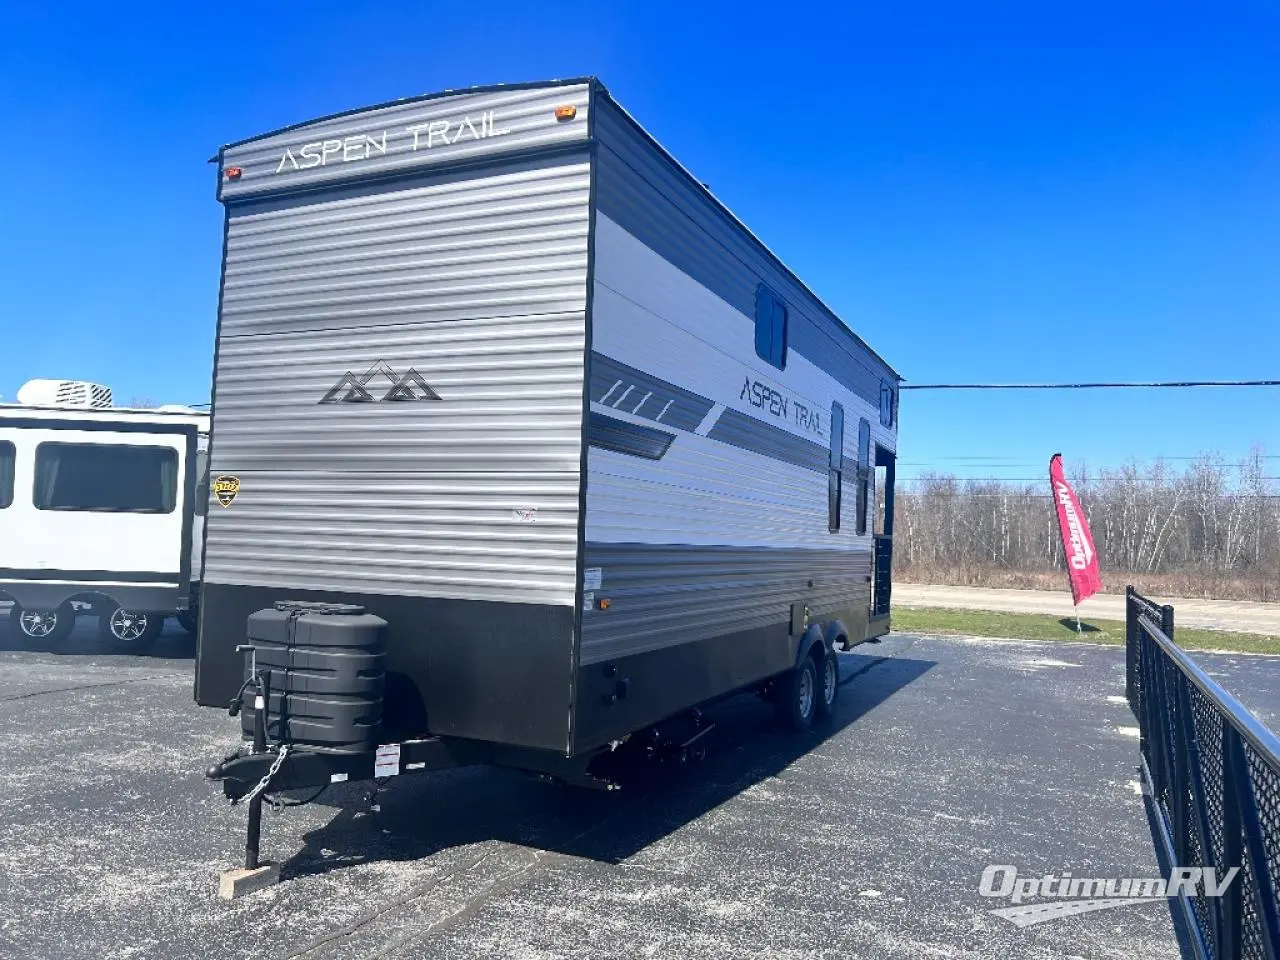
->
(196, 79, 900, 881)
(0, 380, 209, 650)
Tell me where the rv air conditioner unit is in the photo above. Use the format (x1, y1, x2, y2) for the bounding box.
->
(16, 379, 113, 409)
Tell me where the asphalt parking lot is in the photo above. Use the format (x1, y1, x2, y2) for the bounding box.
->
(3, 618, 1278, 960)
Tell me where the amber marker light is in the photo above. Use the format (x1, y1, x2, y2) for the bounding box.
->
(554, 104, 578, 121)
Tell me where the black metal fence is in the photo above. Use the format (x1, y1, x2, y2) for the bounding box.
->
(1126, 586, 1280, 959)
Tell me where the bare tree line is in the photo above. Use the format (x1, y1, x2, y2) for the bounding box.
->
(894, 450, 1280, 601)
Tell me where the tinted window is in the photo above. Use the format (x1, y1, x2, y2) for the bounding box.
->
(0, 441, 13, 509)
(828, 402, 844, 533)
(828, 469, 842, 534)
(856, 419, 871, 536)
(829, 402, 844, 470)
(34, 443, 178, 513)
(880, 382, 895, 428)
(754, 285, 788, 370)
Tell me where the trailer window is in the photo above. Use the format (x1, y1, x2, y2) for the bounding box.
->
(856, 419, 871, 535)
(0, 441, 13, 509)
(754, 285, 788, 370)
(880, 382, 895, 428)
(34, 443, 178, 514)
(828, 402, 844, 532)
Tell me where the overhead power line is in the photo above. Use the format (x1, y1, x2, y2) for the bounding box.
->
(897, 477, 1280, 483)
(899, 454, 1280, 463)
(900, 493, 1280, 500)
(902, 379, 1280, 391)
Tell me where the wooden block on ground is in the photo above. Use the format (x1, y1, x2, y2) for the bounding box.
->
(218, 862, 280, 900)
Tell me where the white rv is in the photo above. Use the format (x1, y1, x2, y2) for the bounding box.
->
(200, 78, 902, 832)
(199, 79, 901, 819)
(0, 380, 209, 649)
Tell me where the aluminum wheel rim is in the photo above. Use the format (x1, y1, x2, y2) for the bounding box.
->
(823, 656, 837, 706)
(799, 667, 815, 718)
(19, 611, 58, 638)
(110, 609, 148, 641)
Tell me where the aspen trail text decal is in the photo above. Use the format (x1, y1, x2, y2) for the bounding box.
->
(275, 112, 509, 175)
(739, 376, 823, 437)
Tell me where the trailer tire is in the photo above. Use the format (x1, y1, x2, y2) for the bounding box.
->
(775, 656, 818, 733)
(815, 648, 839, 721)
(9, 603, 76, 646)
(99, 607, 165, 652)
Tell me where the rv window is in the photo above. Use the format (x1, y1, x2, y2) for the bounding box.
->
(195, 449, 209, 517)
(828, 401, 844, 533)
(856, 419, 871, 535)
(828, 469, 842, 534)
(34, 443, 178, 514)
(0, 441, 13, 509)
(880, 382, 895, 428)
(754, 285, 788, 370)
(856, 472, 869, 536)
(829, 402, 844, 470)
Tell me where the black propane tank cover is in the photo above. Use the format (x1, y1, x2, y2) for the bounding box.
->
(241, 602, 389, 754)
(272, 599, 367, 616)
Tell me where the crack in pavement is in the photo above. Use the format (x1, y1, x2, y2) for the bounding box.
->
(0, 674, 180, 703)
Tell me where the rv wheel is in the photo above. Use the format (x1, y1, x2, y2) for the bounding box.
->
(815, 649, 839, 721)
(99, 607, 164, 652)
(775, 657, 818, 733)
(9, 604, 76, 646)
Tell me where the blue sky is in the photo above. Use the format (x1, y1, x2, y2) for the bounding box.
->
(1, 1, 1277, 481)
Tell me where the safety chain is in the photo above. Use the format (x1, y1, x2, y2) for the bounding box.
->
(230, 743, 291, 808)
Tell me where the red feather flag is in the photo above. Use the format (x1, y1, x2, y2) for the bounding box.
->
(1049, 454, 1103, 606)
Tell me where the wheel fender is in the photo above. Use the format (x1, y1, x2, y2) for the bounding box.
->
(823, 619, 850, 652)
(793, 624, 828, 669)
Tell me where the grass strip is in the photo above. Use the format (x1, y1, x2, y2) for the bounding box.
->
(892, 606, 1280, 655)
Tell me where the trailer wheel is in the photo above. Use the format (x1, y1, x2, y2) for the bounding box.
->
(815, 649, 839, 721)
(99, 607, 164, 652)
(775, 656, 818, 733)
(9, 603, 76, 646)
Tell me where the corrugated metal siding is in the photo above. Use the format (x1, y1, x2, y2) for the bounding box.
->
(580, 543, 870, 665)
(204, 156, 589, 607)
(593, 94, 898, 411)
(220, 82, 591, 201)
(221, 158, 590, 336)
(585, 436, 844, 549)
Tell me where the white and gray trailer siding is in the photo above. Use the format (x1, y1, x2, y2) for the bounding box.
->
(0, 405, 207, 635)
(196, 78, 900, 763)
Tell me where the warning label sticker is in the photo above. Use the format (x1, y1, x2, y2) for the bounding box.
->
(374, 743, 401, 778)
